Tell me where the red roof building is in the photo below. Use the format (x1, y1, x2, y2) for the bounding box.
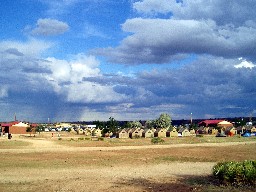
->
(0, 121, 19, 134)
(198, 120, 223, 127)
(0, 121, 30, 134)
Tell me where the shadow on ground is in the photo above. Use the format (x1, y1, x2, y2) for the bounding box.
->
(116, 175, 256, 192)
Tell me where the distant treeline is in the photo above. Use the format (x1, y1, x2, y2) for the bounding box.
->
(69, 116, 256, 127)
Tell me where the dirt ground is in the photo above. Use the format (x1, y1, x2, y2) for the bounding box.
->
(0, 136, 256, 192)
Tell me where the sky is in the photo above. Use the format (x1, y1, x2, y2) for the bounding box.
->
(0, 0, 256, 123)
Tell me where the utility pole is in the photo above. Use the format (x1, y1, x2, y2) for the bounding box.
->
(190, 112, 193, 127)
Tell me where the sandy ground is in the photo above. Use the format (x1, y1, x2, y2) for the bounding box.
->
(1, 138, 255, 191)
(1, 162, 214, 192)
(1, 137, 255, 153)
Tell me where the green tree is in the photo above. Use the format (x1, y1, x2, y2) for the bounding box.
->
(107, 117, 119, 134)
(93, 120, 105, 129)
(35, 124, 44, 134)
(129, 121, 142, 128)
(145, 120, 156, 129)
(155, 113, 172, 129)
(26, 126, 33, 136)
(26, 127, 32, 133)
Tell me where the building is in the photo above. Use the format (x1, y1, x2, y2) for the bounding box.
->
(198, 120, 223, 127)
(10, 122, 30, 134)
(1, 121, 19, 134)
(0, 121, 30, 134)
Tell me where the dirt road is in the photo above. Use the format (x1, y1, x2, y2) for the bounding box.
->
(1, 138, 255, 153)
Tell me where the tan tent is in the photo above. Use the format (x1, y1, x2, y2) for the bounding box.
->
(93, 128, 102, 137)
(116, 129, 129, 138)
(178, 128, 190, 137)
(130, 128, 143, 138)
(217, 121, 233, 128)
(142, 129, 154, 138)
(154, 128, 166, 138)
(170, 128, 178, 137)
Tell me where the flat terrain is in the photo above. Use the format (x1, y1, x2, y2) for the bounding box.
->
(0, 133, 255, 192)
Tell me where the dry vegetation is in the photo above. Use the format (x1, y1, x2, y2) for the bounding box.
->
(0, 133, 255, 192)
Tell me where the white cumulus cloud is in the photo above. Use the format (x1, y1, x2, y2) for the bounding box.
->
(44, 54, 126, 103)
(31, 18, 69, 36)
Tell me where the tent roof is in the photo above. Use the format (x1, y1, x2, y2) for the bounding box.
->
(1, 121, 19, 127)
(12, 122, 29, 127)
(198, 120, 223, 126)
(218, 121, 233, 125)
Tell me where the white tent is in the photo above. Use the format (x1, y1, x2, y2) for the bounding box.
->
(12, 122, 29, 127)
(217, 121, 233, 127)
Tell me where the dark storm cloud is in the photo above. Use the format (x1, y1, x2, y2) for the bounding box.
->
(94, 0, 256, 65)
(134, 0, 256, 26)
(82, 56, 256, 118)
(22, 66, 52, 74)
(5, 48, 24, 56)
(94, 18, 256, 64)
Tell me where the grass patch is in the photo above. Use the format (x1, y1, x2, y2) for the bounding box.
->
(155, 155, 209, 162)
(169, 135, 256, 144)
(0, 140, 31, 149)
(154, 144, 256, 163)
(151, 137, 165, 144)
(53, 135, 256, 147)
(52, 136, 256, 149)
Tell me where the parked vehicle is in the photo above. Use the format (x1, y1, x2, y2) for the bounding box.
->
(242, 132, 251, 137)
(56, 128, 62, 132)
(216, 132, 227, 137)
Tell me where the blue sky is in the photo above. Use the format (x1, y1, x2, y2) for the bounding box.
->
(0, 0, 256, 122)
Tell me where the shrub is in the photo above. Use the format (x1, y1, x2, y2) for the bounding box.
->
(213, 160, 256, 186)
(133, 134, 141, 139)
(98, 137, 104, 141)
(151, 137, 165, 144)
(78, 137, 84, 140)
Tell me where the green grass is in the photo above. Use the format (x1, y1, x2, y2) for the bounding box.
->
(213, 160, 256, 186)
